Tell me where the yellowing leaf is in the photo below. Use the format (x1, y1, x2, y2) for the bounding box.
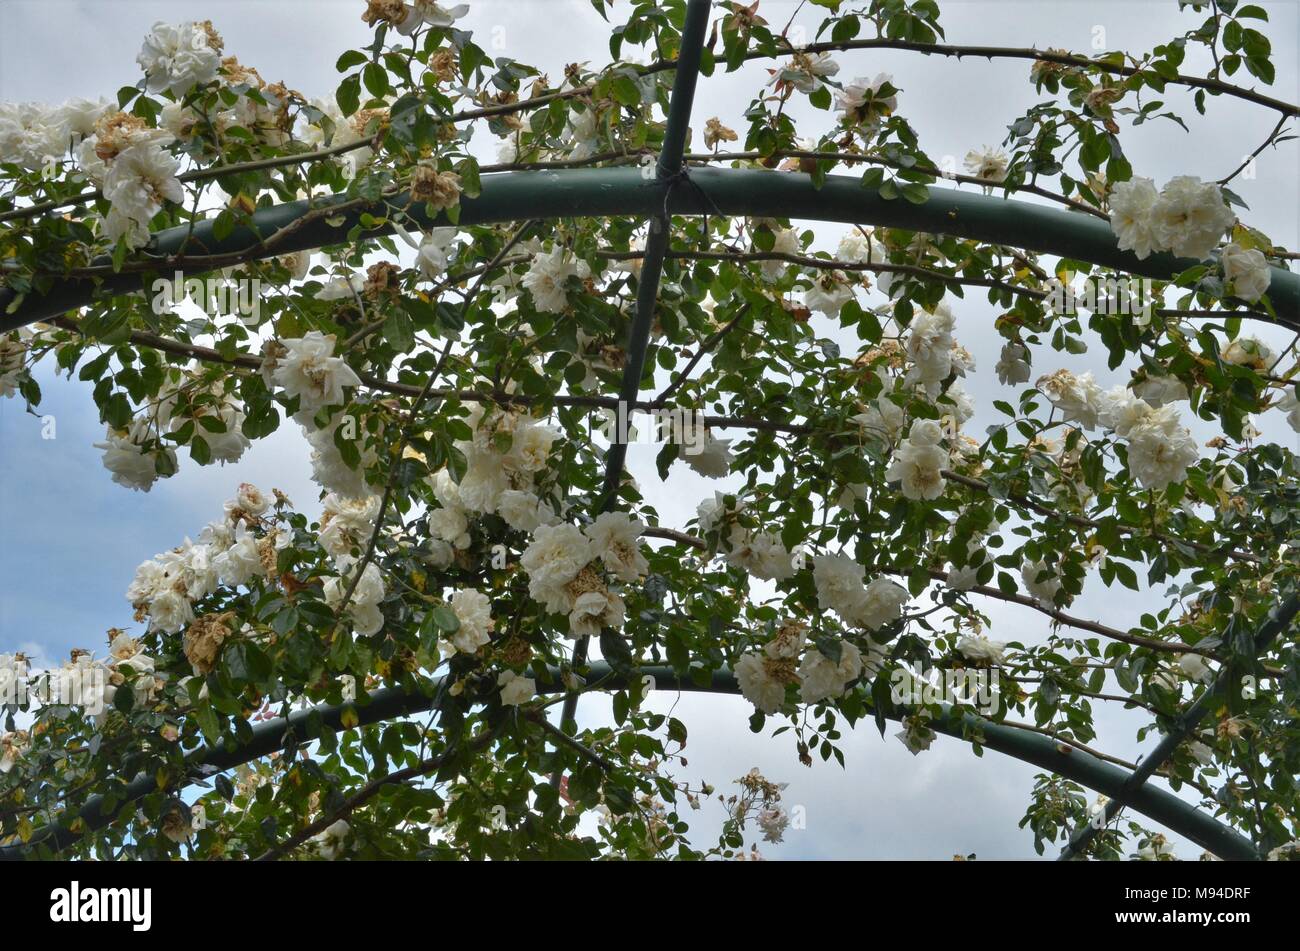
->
(340, 704, 359, 730)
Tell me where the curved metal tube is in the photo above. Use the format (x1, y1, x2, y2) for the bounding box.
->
(2, 167, 1296, 332)
(0, 662, 1259, 861)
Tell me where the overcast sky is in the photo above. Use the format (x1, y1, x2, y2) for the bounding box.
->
(1, 0, 1297, 859)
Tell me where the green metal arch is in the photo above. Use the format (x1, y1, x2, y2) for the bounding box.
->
(1, 166, 1296, 332)
(0, 661, 1261, 861)
(0, 0, 1288, 863)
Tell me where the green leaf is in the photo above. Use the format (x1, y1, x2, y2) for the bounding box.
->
(102, 392, 133, 429)
(212, 209, 236, 243)
(431, 605, 460, 633)
(384, 309, 415, 351)
(337, 73, 362, 117)
(363, 62, 390, 99)
(600, 628, 634, 672)
(610, 74, 641, 106)
(271, 606, 300, 637)
(189, 435, 211, 465)
(225, 640, 272, 684)
(336, 50, 368, 72)
(194, 704, 221, 745)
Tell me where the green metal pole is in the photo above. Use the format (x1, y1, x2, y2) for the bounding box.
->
(3, 168, 1296, 332)
(0, 661, 1260, 861)
(559, 0, 712, 748)
(597, 0, 711, 506)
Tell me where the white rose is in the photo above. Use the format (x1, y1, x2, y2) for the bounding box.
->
(498, 670, 535, 706)
(1220, 242, 1271, 302)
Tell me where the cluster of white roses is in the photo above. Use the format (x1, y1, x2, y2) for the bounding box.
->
(812, 553, 910, 631)
(1036, 369, 1199, 490)
(1, 90, 181, 248)
(421, 405, 562, 563)
(427, 453, 552, 564)
(0, 98, 111, 170)
(0, 633, 161, 728)
(457, 405, 559, 514)
(734, 619, 882, 714)
(696, 492, 796, 582)
(259, 331, 373, 497)
(848, 300, 977, 502)
(95, 370, 253, 492)
(4, 21, 320, 250)
(886, 418, 950, 501)
(99, 630, 164, 709)
(303, 67, 442, 179)
(1109, 175, 1236, 262)
(796, 228, 899, 319)
(1106, 171, 1273, 301)
(519, 513, 648, 637)
(126, 483, 280, 633)
(96, 126, 185, 249)
(92, 27, 229, 246)
(144, 20, 304, 156)
(318, 493, 381, 558)
(322, 556, 388, 637)
(903, 301, 974, 395)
